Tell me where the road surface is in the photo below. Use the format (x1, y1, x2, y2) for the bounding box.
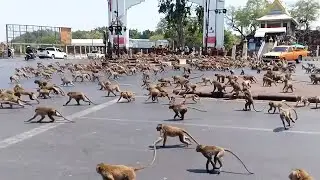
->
(0, 58, 318, 180)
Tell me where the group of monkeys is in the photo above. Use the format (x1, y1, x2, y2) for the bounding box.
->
(2, 59, 314, 179)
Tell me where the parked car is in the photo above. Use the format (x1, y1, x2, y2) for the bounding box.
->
(262, 45, 309, 63)
(38, 47, 67, 59)
(87, 50, 105, 59)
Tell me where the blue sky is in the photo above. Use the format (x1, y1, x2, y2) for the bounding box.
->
(0, 0, 319, 42)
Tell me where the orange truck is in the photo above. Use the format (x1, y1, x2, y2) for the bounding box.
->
(262, 45, 310, 63)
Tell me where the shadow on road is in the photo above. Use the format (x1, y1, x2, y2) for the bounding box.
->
(273, 127, 286, 132)
(148, 144, 192, 150)
(186, 168, 253, 175)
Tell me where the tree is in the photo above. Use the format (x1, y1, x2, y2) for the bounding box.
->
(158, 0, 192, 47)
(140, 30, 154, 39)
(226, 0, 270, 39)
(129, 29, 141, 39)
(290, 0, 320, 30)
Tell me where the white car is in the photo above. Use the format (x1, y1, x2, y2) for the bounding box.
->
(38, 47, 67, 59)
(87, 50, 105, 59)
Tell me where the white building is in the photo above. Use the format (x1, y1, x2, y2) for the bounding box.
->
(66, 38, 169, 55)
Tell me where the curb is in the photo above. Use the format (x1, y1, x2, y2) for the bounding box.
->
(173, 90, 317, 102)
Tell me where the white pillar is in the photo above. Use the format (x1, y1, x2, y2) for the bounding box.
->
(215, 0, 225, 49)
(65, 46, 68, 54)
(129, 48, 132, 58)
(199, 47, 202, 56)
(242, 39, 248, 60)
(84, 46, 87, 54)
(79, 46, 82, 55)
(202, 0, 217, 48)
(316, 45, 319, 57)
(231, 45, 236, 60)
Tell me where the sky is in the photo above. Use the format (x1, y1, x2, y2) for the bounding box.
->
(0, 0, 319, 42)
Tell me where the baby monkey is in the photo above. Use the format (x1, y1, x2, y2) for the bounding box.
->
(196, 144, 254, 174)
(25, 106, 74, 123)
(156, 124, 200, 147)
(63, 92, 96, 106)
(182, 94, 200, 103)
(289, 169, 313, 180)
(169, 101, 206, 120)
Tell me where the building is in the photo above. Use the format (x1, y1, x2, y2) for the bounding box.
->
(255, 0, 298, 39)
(65, 38, 169, 55)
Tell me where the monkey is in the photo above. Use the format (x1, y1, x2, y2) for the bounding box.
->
(96, 137, 160, 180)
(155, 124, 200, 147)
(199, 77, 212, 86)
(158, 78, 172, 86)
(214, 74, 225, 83)
(182, 73, 190, 79)
(243, 75, 257, 83)
(295, 96, 310, 107)
(195, 144, 254, 174)
(183, 67, 192, 74)
(307, 96, 320, 108)
(257, 68, 261, 74)
(174, 77, 189, 89)
(34, 79, 48, 87)
(229, 70, 234, 75)
(182, 94, 200, 103)
(98, 80, 111, 90)
(142, 71, 150, 80)
(263, 76, 277, 87)
(240, 69, 245, 75)
(279, 101, 298, 130)
(25, 106, 74, 123)
(13, 84, 40, 104)
(184, 83, 197, 93)
(0, 92, 33, 108)
(145, 88, 170, 102)
(63, 92, 96, 106)
(37, 89, 52, 99)
(117, 91, 135, 102)
(105, 84, 121, 96)
(169, 101, 207, 120)
(9, 75, 20, 83)
(241, 80, 251, 89)
(268, 101, 285, 113)
(39, 84, 65, 96)
(283, 79, 294, 93)
(210, 80, 226, 93)
(60, 77, 75, 86)
(289, 169, 313, 180)
(73, 72, 91, 82)
(243, 92, 262, 112)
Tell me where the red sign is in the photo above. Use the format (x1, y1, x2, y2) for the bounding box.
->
(204, 36, 216, 43)
(113, 37, 125, 44)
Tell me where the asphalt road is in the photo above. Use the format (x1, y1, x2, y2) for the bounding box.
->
(0, 58, 318, 180)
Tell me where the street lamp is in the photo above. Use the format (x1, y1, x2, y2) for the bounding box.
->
(108, 0, 127, 59)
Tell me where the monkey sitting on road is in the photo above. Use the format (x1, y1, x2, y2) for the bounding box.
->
(279, 101, 298, 130)
(63, 92, 95, 106)
(195, 144, 254, 174)
(289, 169, 313, 180)
(155, 124, 199, 147)
(117, 91, 135, 102)
(96, 137, 160, 180)
(25, 106, 74, 123)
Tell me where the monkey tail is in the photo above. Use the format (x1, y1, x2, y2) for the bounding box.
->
(84, 94, 97, 105)
(134, 137, 161, 172)
(54, 86, 65, 96)
(187, 107, 207, 112)
(225, 149, 254, 174)
(189, 74, 204, 80)
(55, 110, 74, 123)
(251, 102, 265, 112)
(19, 99, 33, 106)
(182, 130, 200, 145)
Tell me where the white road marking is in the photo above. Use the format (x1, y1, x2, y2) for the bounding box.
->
(0, 98, 118, 149)
(79, 117, 320, 135)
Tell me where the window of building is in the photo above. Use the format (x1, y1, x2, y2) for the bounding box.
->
(261, 23, 265, 28)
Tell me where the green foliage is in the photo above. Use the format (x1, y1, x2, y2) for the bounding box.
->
(290, 0, 320, 30)
(11, 30, 61, 44)
(158, 0, 192, 47)
(226, 0, 271, 38)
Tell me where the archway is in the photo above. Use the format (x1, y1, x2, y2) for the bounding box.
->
(107, 0, 225, 50)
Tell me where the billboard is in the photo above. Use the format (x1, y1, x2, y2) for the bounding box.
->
(6, 24, 71, 46)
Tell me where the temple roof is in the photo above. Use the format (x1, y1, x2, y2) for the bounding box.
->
(257, 0, 298, 25)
